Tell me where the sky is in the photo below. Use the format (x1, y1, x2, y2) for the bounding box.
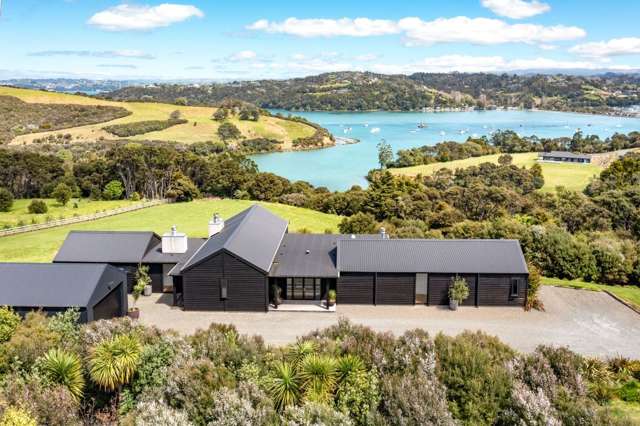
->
(1, 0, 640, 80)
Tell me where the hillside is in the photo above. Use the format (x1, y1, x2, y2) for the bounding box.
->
(0, 199, 342, 262)
(0, 87, 326, 150)
(103, 71, 640, 114)
(390, 152, 603, 192)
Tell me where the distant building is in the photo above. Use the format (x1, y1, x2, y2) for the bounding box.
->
(539, 151, 592, 164)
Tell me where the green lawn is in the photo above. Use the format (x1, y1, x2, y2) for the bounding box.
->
(0, 198, 136, 229)
(0, 199, 342, 263)
(541, 276, 640, 311)
(391, 152, 603, 192)
(608, 400, 640, 423)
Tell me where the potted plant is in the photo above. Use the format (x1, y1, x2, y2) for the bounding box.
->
(327, 289, 337, 307)
(128, 278, 145, 319)
(448, 276, 470, 311)
(135, 265, 152, 297)
(272, 284, 282, 309)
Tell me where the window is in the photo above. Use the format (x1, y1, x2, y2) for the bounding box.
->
(510, 278, 520, 298)
(220, 279, 228, 299)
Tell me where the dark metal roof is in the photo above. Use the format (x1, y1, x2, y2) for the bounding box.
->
(142, 238, 207, 264)
(270, 234, 340, 278)
(337, 239, 528, 274)
(540, 151, 591, 160)
(54, 231, 160, 264)
(0, 263, 126, 308)
(269, 234, 384, 278)
(181, 204, 288, 274)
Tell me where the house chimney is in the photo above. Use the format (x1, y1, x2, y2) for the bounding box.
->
(379, 227, 388, 239)
(208, 213, 224, 237)
(162, 225, 188, 254)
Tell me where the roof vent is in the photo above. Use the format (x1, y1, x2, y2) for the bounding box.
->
(380, 227, 389, 239)
(208, 213, 224, 238)
(305, 249, 310, 255)
(350, 234, 356, 239)
(162, 225, 188, 254)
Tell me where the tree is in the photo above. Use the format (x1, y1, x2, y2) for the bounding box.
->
(267, 361, 300, 411)
(51, 182, 72, 206)
(0, 187, 13, 212)
(339, 212, 378, 234)
(497, 154, 513, 165)
(103, 180, 124, 200)
(167, 174, 200, 202)
(89, 334, 141, 394)
(377, 140, 393, 169)
(169, 110, 182, 120)
(40, 348, 85, 401)
(217, 122, 242, 141)
(213, 108, 228, 121)
(27, 199, 48, 214)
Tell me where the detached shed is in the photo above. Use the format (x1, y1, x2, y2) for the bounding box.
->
(0, 263, 127, 322)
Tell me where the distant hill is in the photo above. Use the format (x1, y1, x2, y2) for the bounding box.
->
(102, 71, 640, 114)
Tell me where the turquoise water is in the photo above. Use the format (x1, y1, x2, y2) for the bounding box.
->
(251, 110, 640, 191)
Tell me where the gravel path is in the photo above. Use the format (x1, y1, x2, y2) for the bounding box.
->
(135, 286, 640, 358)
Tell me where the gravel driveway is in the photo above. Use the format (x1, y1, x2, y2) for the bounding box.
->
(134, 286, 640, 358)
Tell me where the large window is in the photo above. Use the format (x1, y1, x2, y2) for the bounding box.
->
(510, 278, 520, 298)
(286, 278, 322, 300)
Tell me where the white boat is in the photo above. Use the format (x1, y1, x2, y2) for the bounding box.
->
(370, 127, 381, 134)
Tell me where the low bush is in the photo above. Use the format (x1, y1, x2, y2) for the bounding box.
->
(103, 118, 187, 137)
(0, 307, 20, 343)
(0, 188, 13, 212)
(27, 199, 48, 214)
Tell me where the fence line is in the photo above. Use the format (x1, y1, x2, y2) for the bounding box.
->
(0, 199, 168, 237)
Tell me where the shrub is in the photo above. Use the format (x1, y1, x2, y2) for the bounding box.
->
(121, 400, 191, 426)
(0, 307, 20, 343)
(535, 346, 586, 396)
(103, 180, 124, 200)
(0, 407, 37, 426)
(498, 381, 559, 426)
(27, 199, 48, 214)
(39, 348, 85, 401)
(525, 262, 544, 311)
(0, 188, 13, 212)
(47, 308, 81, 350)
(167, 358, 236, 424)
(167, 174, 200, 202)
(338, 212, 378, 234)
(618, 380, 640, 403)
(217, 121, 242, 141)
(434, 332, 515, 424)
(51, 182, 72, 206)
(130, 191, 141, 202)
(1, 374, 80, 425)
(379, 373, 454, 426)
(448, 276, 470, 305)
(189, 323, 266, 371)
(335, 369, 380, 425)
(203, 382, 276, 426)
(389, 329, 436, 375)
(4, 311, 60, 369)
(282, 402, 354, 426)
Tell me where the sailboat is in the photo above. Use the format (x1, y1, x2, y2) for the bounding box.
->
(417, 122, 428, 129)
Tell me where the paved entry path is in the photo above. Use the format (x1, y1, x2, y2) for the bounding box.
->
(134, 286, 640, 358)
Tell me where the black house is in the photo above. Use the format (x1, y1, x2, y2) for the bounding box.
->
(0, 263, 127, 322)
(174, 205, 529, 311)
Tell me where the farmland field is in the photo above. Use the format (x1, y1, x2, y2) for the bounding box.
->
(0, 87, 316, 147)
(390, 152, 603, 192)
(0, 199, 342, 262)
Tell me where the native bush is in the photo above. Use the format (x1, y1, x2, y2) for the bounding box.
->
(335, 369, 380, 425)
(121, 400, 191, 426)
(27, 199, 48, 214)
(202, 382, 276, 426)
(0, 188, 13, 212)
(0, 307, 20, 343)
(3, 312, 60, 369)
(282, 402, 354, 426)
(189, 323, 266, 371)
(0, 407, 37, 426)
(535, 346, 586, 397)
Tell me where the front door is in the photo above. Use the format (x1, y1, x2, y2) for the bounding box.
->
(415, 273, 428, 304)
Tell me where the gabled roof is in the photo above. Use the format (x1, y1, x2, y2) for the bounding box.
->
(54, 231, 160, 264)
(181, 205, 288, 274)
(0, 263, 126, 308)
(337, 239, 528, 274)
(540, 151, 591, 160)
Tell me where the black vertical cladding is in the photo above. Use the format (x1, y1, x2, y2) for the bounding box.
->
(147, 263, 164, 293)
(375, 273, 415, 305)
(427, 274, 477, 306)
(182, 251, 267, 312)
(337, 273, 374, 304)
(92, 283, 124, 321)
(477, 274, 528, 306)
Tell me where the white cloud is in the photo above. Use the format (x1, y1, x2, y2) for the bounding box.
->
(29, 50, 154, 59)
(291, 53, 306, 60)
(481, 0, 550, 19)
(398, 17, 585, 46)
(230, 50, 257, 61)
(570, 37, 640, 57)
(247, 16, 585, 46)
(355, 53, 378, 61)
(88, 4, 204, 31)
(246, 17, 400, 37)
(369, 54, 633, 74)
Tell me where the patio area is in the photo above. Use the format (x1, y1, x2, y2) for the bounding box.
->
(269, 300, 336, 312)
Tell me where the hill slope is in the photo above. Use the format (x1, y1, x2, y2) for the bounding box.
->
(390, 152, 603, 192)
(103, 71, 640, 114)
(0, 199, 343, 262)
(0, 87, 322, 149)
